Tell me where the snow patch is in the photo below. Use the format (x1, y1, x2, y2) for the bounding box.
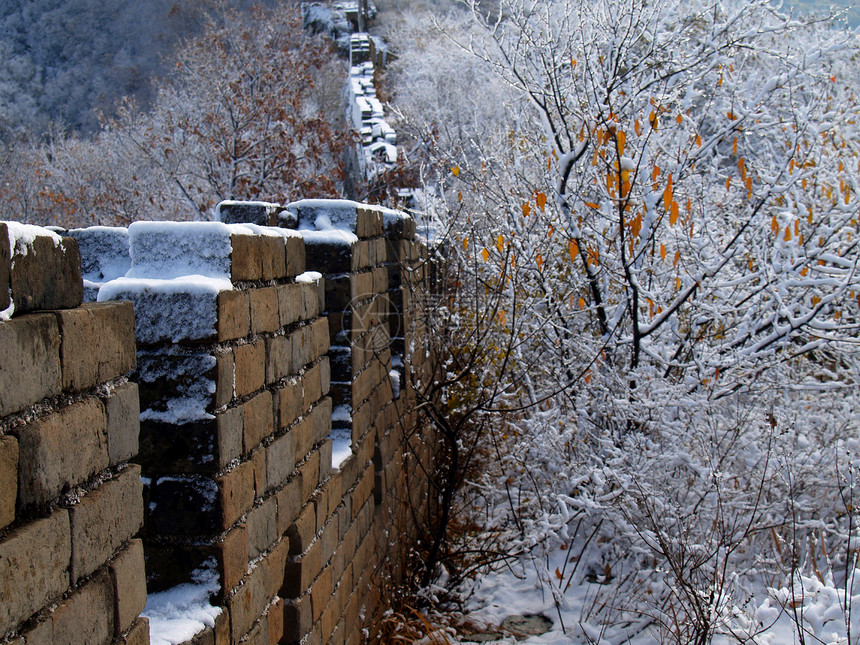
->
(143, 560, 222, 645)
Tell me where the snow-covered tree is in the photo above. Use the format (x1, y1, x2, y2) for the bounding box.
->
(390, 0, 860, 640)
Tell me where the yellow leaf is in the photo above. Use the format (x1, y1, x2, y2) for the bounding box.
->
(771, 216, 780, 234)
(617, 131, 626, 156)
(548, 225, 555, 238)
(451, 166, 460, 177)
(738, 157, 746, 178)
(463, 236, 468, 251)
(660, 243, 667, 261)
(733, 137, 738, 156)
(569, 239, 579, 261)
(726, 177, 732, 190)
(536, 192, 547, 212)
(784, 225, 792, 241)
(695, 133, 702, 147)
(481, 248, 489, 262)
(522, 203, 531, 217)
(670, 201, 679, 226)
(649, 111, 659, 131)
(631, 212, 642, 237)
(585, 202, 600, 210)
(673, 250, 681, 267)
(676, 114, 683, 125)
(800, 267, 809, 276)
(536, 254, 544, 271)
(652, 165, 661, 181)
(812, 295, 821, 306)
(496, 235, 504, 253)
(675, 277, 682, 290)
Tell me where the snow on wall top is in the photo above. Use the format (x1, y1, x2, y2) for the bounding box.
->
(5, 221, 62, 257)
(67, 225, 130, 282)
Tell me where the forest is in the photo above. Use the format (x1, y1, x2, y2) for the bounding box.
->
(2, 0, 859, 643)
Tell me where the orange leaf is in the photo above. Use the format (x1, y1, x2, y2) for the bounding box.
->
(660, 243, 667, 261)
(578, 297, 586, 309)
(634, 119, 642, 136)
(522, 203, 531, 217)
(676, 114, 683, 125)
(649, 111, 659, 131)
(784, 225, 792, 241)
(673, 250, 681, 267)
(617, 131, 626, 156)
(733, 137, 738, 156)
(451, 166, 460, 177)
(536, 192, 547, 212)
(536, 254, 544, 271)
(738, 157, 746, 178)
(695, 133, 702, 147)
(569, 239, 579, 261)
(555, 568, 563, 580)
(670, 201, 680, 226)
(463, 236, 468, 251)
(663, 174, 674, 211)
(771, 216, 780, 234)
(585, 202, 600, 210)
(675, 277, 682, 290)
(652, 165, 661, 181)
(631, 212, 642, 237)
(481, 248, 489, 262)
(496, 235, 504, 253)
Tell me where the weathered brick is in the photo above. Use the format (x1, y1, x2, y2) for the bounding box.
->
(231, 233, 264, 282)
(283, 597, 312, 643)
(215, 349, 234, 407)
(267, 597, 285, 645)
(265, 334, 293, 384)
(217, 407, 243, 468)
(0, 313, 61, 417)
(262, 538, 290, 600)
(290, 325, 311, 372)
(225, 566, 266, 642)
(275, 476, 302, 535)
(251, 445, 266, 497)
(0, 435, 18, 530)
(119, 617, 150, 645)
(109, 539, 148, 636)
(313, 398, 332, 445)
(9, 235, 83, 315)
(218, 201, 282, 227)
(234, 340, 265, 398)
(247, 497, 277, 558)
(260, 235, 287, 281)
(53, 301, 135, 392)
(299, 448, 320, 501)
(266, 430, 295, 491)
(300, 282, 321, 320)
(214, 608, 230, 645)
(215, 524, 248, 592)
(217, 460, 255, 528)
(277, 380, 302, 430)
(285, 235, 306, 277)
(311, 318, 330, 362)
(243, 390, 274, 452)
(217, 289, 250, 342)
(243, 620, 268, 645)
(249, 286, 280, 334)
(0, 509, 70, 636)
(103, 381, 140, 466)
(17, 397, 108, 508)
(310, 566, 332, 622)
(287, 503, 316, 556)
(282, 539, 321, 598)
(69, 465, 144, 582)
(277, 284, 303, 328)
(51, 569, 114, 645)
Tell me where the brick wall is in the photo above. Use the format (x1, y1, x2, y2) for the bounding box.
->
(0, 223, 148, 644)
(0, 201, 436, 645)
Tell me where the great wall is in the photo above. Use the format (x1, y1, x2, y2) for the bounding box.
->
(0, 198, 438, 645)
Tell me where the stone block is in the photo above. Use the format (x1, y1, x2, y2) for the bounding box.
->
(66, 225, 131, 285)
(234, 341, 265, 398)
(0, 510, 70, 635)
(277, 380, 303, 430)
(50, 570, 114, 645)
(310, 566, 332, 622)
(247, 497, 277, 558)
(215, 524, 248, 592)
(217, 290, 250, 342)
(267, 597, 285, 645)
(9, 235, 83, 315)
(109, 539, 148, 636)
(277, 284, 303, 328)
(69, 465, 144, 582)
(53, 301, 136, 392)
(311, 318, 330, 361)
(260, 235, 287, 281)
(0, 435, 18, 530)
(285, 235, 306, 277)
(262, 538, 290, 600)
(266, 431, 295, 492)
(243, 390, 274, 452)
(287, 502, 316, 557)
(139, 417, 239, 474)
(299, 450, 321, 501)
(265, 334, 293, 385)
(231, 233, 264, 282)
(275, 476, 302, 535)
(120, 617, 151, 645)
(251, 447, 266, 498)
(283, 597, 312, 643)
(215, 349, 234, 408)
(217, 201, 283, 227)
(217, 460, 256, 528)
(16, 397, 108, 508)
(304, 238, 354, 274)
(217, 407, 244, 468)
(301, 281, 321, 320)
(249, 286, 280, 334)
(225, 566, 267, 643)
(290, 326, 312, 372)
(103, 382, 140, 466)
(282, 539, 321, 598)
(0, 313, 61, 417)
(356, 207, 383, 238)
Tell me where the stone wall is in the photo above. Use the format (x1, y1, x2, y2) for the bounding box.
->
(0, 200, 436, 645)
(0, 223, 148, 644)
